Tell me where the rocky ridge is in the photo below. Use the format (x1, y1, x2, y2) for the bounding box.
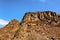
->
(0, 11, 60, 40)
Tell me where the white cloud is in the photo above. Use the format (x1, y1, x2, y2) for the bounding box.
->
(0, 19, 9, 26)
(39, 0, 46, 2)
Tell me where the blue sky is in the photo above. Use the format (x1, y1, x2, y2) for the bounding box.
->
(0, 0, 60, 28)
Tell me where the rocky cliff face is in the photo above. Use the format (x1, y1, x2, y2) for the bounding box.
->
(0, 11, 60, 40)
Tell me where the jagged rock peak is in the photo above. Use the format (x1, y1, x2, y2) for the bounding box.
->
(0, 19, 20, 33)
(1, 19, 20, 29)
(0, 11, 60, 40)
(8, 19, 20, 24)
(10, 19, 19, 22)
(22, 11, 60, 22)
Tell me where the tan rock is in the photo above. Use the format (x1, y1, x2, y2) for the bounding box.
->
(0, 11, 60, 40)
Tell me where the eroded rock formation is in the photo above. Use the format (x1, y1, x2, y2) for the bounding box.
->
(0, 11, 60, 40)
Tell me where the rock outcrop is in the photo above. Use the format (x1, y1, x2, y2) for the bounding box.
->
(0, 19, 20, 40)
(0, 11, 60, 40)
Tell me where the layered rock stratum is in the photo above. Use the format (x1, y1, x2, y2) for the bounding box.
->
(0, 11, 60, 40)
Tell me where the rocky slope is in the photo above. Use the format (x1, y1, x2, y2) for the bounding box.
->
(0, 11, 60, 40)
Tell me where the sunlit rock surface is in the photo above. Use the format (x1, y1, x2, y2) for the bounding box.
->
(0, 11, 60, 40)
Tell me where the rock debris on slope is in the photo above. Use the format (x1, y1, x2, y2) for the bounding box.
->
(0, 11, 60, 40)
